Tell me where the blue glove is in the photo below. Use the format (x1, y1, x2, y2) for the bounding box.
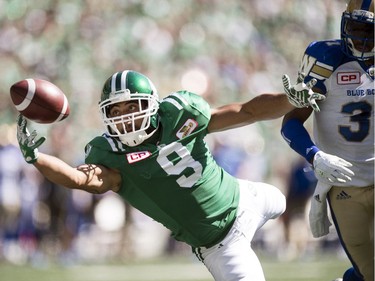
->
(282, 72, 326, 112)
(16, 115, 46, 163)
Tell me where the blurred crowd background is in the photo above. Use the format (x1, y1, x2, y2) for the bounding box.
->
(0, 0, 347, 267)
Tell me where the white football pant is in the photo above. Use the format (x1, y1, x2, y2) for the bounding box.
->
(195, 180, 286, 281)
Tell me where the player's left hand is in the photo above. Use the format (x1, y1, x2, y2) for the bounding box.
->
(282, 72, 325, 112)
(17, 114, 46, 164)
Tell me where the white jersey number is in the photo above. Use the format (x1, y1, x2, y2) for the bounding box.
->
(157, 142, 203, 188)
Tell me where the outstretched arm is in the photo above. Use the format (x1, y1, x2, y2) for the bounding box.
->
(35, 153, 121, 194)
(17, 115, 121, 194)
(208, 93, 293, 133)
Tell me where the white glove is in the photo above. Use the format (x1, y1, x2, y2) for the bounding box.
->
(309, 181, 332, 237)
(313, 151, 355, 184)
(282, 72, 325, 112)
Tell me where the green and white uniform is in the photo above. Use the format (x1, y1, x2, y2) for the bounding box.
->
(85, 91, 239, 248)
(86, 89, 286, 280)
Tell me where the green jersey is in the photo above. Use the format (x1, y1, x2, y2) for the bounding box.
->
(85, 91, 240, 247)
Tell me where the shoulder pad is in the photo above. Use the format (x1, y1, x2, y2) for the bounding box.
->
(299, 40, 350, 93)
(85, 134, 127, 165)
(159, 91, 211, 141)
(86, 134, 127, 153)
(161, 91, 211, 117)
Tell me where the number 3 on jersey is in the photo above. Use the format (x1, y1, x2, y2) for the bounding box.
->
(340, 101, 372, 142)
(157, 142, 203, 188)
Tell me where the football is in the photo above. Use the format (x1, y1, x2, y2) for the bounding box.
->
(10, 78, 70, 124)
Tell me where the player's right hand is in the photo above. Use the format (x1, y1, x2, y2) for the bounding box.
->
(313, 151, 355, 184)
(282, 72, 325, 112)
(17, 114, 46, 164)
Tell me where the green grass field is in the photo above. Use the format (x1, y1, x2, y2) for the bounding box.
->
(0, 253, 349, 281)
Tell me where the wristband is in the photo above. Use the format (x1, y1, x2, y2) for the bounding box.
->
(281, 118, 320, 163)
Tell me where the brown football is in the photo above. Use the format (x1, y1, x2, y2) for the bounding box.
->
(10, 79, 70, 124)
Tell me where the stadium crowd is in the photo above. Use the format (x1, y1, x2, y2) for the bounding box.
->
(0, 0, 345, 265)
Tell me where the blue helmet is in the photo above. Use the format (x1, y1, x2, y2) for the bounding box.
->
(341, 0, 374, 60)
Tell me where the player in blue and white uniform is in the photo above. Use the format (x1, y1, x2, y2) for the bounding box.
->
(281, 1, 374, 280)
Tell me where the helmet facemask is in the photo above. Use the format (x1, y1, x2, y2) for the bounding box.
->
(99, 71, 159, 147)
(341, 2, 375, 60)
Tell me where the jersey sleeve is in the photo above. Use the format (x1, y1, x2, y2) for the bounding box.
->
(159, 91, 211, 142)
(298, 40, 345, 94)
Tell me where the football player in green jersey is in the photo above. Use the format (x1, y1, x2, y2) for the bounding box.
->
(16, 70, 322, 281)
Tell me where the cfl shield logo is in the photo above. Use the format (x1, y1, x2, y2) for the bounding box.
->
(176, 119, 198, 139)
(126, 151, 151, 163)
(337, 72, 360, 85)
